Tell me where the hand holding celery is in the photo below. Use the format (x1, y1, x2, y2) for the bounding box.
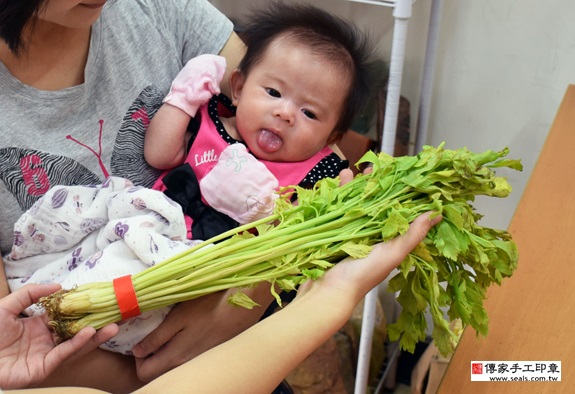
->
(39, 143, 521, 356)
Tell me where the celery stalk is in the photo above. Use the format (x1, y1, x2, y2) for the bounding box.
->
(39, 143, 521, 355)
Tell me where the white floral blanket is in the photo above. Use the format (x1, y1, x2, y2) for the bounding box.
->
(4, 177, 199, 355)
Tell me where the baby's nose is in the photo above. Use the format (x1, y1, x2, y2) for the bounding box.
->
(273, 102, 295, 124)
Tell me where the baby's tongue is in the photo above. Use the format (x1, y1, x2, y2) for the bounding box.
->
(257, 129, 283, 153)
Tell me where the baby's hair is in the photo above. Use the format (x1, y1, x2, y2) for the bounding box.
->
(238, 2, 381, 138)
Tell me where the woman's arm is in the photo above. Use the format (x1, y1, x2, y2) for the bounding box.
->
(134, 212, 441, 394)
(217, 32, 246, 97)
(0, 255, 10, 297)
(138, 285, 351, 394)
(131, 281, 275, 382)
(36, 347, 144, 393)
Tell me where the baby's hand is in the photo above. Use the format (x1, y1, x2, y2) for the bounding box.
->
(201, 144, 279, 224)
(164, 54, 226, 117)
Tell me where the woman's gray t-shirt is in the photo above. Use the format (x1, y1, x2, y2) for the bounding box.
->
(0, 0, 234, 254)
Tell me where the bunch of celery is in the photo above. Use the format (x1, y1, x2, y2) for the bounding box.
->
(39, 143, 521, 355)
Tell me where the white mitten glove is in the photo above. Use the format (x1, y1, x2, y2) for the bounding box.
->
(163, 54, 226, 117)
(200, 144, 279, 224)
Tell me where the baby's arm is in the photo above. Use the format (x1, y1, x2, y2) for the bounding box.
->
(144, 55, 226, 170)
(144, 103, 193, 170)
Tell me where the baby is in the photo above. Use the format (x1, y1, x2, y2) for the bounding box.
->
(145, 2, 379, 241)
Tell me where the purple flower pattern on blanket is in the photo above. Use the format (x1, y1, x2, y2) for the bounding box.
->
(67, 247, 83, 271)
(131, 197, 147, 210)
(149, 234, 159, 254)
(105, 340, 120, 349)
(115, 222, 129, 239)
(81, 218, 106, 234)
(20, 273, 32, 284)
(13, 231, 24, 247)
(53, 235, 69, 246)
(55, 221, 71, 232)
(85, 250, 103, 269)
(51, 188, 68, 209)
(27, 223, 45, 243)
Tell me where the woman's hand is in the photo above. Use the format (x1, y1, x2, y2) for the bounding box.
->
(298, 211, 442, 304)
(0, 284, 119, 390)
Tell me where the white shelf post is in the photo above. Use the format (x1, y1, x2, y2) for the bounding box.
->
(354, 1, 412, 393)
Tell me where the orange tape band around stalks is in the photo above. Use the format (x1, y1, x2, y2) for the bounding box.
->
(113, 275, 141, 320)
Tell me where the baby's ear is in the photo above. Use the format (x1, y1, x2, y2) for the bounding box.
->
(229, 69, 245, 106)
(327, 130, 345, 146)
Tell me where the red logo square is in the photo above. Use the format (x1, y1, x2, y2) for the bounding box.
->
(472, 363, 483, 374)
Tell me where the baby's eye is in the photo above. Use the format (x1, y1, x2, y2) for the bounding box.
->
(302, 109, 317, 120)
(265, 88, 281, 98)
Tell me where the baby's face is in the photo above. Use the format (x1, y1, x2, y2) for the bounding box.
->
(230, 39, 349, 162)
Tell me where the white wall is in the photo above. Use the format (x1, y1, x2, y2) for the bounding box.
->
(429, 0, 575, 230)
(210, 0, 575, 230)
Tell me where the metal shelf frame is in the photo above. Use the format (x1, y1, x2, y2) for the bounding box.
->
(348, 0, 443, 392)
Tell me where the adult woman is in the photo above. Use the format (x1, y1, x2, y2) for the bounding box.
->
(0, 213, 442, 394)
(0, 0, 257, 391)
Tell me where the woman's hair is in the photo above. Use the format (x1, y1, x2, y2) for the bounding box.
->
(238, 2, 381, 137)
(0, 0, 46, 56)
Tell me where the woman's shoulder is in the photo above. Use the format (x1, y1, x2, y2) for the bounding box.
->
(103, 0, 233, 61)
(106, 0, 230, 29)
